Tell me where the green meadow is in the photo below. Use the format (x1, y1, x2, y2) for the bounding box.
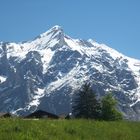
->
(0, 119, 140, 140)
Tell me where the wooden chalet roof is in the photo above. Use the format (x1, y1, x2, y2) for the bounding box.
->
(25, 110, 59, 119)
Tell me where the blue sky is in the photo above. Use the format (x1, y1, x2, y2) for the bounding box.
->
(0, 0, 140, 59)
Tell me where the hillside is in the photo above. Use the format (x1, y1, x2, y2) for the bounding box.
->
(0, 119, 140, 140)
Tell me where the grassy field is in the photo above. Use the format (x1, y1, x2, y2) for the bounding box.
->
(0, 119, 140, 140)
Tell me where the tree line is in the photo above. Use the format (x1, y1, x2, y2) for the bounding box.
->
(72, 83, 123, 121)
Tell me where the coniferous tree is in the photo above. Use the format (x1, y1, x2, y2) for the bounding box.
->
(72, 83, 101, 119)
(101, 93, 123, 121)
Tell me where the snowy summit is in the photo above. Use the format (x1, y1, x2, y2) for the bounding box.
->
(0, 25, 140, 120)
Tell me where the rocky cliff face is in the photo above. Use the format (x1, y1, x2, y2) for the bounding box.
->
(0, 25, 140, 120)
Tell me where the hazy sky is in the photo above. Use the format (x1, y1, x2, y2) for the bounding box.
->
(0, 0, 140, 59)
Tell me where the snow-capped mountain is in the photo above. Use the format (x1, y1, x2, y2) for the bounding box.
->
(0, 25, 140, 120)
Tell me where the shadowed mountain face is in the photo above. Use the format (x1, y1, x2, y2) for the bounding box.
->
(0, 25, 140, 120)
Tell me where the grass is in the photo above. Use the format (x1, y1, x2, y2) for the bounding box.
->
(0, 119, 140, 140)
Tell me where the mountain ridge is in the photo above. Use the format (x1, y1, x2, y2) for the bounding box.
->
(0, 25, 140, 120)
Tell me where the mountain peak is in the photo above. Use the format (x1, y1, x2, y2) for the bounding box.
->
(48, 25, 63, 34)
(51, 25, 63, 31)
(39, 25, 63, 39)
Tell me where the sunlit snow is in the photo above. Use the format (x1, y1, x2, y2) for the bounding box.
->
(0, 76, 7, 83)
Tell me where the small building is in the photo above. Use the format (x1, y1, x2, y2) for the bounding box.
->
(0, 112, 11, 118)
(25, 110, 59, 119)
